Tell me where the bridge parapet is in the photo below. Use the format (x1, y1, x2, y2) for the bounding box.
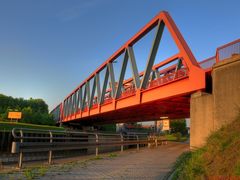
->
(199, 39, 240, 70)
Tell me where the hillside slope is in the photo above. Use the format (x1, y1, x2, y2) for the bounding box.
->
(172, 114, 240, 179)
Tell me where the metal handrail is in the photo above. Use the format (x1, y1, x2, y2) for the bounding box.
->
(12, 128, 146, 139)
(11, 128, 160, 169)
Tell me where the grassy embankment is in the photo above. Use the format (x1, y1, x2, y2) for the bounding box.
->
(171, 115, 240, 179)
(0, 121, 64, 132)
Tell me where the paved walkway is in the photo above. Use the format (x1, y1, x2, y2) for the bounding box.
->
(0, 142, 189, 180)
(44, 142, 188, 180)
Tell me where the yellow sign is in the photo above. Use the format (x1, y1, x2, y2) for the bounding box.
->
(162, 119, 170, 131)
(8, 112, 22, 119)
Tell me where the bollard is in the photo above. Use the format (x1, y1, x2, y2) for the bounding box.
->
(120, 134, 124, 152)
(18, 130, 23, 169)
(95, 133, 99, 156)
(155, 137, 158, 147)
(48, 131, 53, 164)
(136, 135, 139, 150)
(148, 136, 151, 148)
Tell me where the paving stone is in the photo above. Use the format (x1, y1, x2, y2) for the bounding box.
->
(41, 142, 189, 180)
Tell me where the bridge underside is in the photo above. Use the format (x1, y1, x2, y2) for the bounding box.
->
(72, 95, 190, 125)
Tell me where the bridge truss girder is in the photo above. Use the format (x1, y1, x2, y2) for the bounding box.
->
(52, 11, 206, 124)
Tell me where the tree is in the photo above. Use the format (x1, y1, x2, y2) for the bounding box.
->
(21, 106, 33, 124)
(0, 93, 54, 125)
(170, 119, 188, 135)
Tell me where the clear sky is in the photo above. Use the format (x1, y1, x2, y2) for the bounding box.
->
(0, 0, 239, 111)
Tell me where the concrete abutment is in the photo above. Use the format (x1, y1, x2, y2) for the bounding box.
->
(190, 55, 240, 149)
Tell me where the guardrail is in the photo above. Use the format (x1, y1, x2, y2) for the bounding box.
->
(199, 56, 216, 70)
(216, 39, 240, 62)
(11, 128, 165, 168)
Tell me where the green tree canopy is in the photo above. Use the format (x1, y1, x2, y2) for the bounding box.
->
(0, 94, 55, 125)
(170, 119, 188, 135)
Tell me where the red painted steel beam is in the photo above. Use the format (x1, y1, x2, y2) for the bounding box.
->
(54, 11, 207, 124)
(63, 11, 201, 100)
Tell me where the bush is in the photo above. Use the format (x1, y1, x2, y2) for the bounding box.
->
(174, 132, 182, 142)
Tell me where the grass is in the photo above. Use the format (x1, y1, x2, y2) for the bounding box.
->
(38, 166, 48, 176)
(24, 166, 48, 180)
(108, 153, 118, 158)
(90, 155, 103, 160)
(171, 115, 240, 179)
(171, 149, 206, 180)
(164, 134, 188, 142)
(0, 121, 64, 132)
(24, 168, 36, 180)
(0, 166, 48, 180)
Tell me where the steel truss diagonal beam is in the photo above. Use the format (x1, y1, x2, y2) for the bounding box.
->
(63, 100, 66, 118)
(115, 50, 128, 99)
(70, 94, 74, 115)
(107, 63, 116, 98)
(100, 67, 109, 104)
(95, 73, 101, 104)
(67, 98, 70, 116)
(89, 73, 102, 107)
(127, 46, 140, 88)
(76, 88, 82, 111)
(114, 47, 140, 98)
(89, 76, 97, 108)
(74, 92, 78, 113)
(65, 98, 69, 117)
(70, 94, 73, 115)
(81, 82, 90, 110)
(140, 20, 165, 89)
(173, 59, 183, 79)
(72, 94, 76, 114)
(150, 70, 156, 81)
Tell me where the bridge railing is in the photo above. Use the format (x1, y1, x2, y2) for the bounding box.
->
(120, 83, 136, 98)
(199, 56, 216, 70)
(199, 39, 240, 70)
(217, 39, 240, 62)
(11, 128, 163, 168)
(148, 68, 188, 89)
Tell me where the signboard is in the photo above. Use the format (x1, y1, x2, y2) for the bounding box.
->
(8, 112, 22, 120)
(162, 119, 170, 131)
(156, 119, 170, 132)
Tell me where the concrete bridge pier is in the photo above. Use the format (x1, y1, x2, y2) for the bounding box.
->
(190, 55, 240, 149)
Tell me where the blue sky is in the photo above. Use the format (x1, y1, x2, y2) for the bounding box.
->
(0, 0, 239, 111)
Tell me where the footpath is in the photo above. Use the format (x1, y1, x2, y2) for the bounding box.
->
(0, 142, 189, 180)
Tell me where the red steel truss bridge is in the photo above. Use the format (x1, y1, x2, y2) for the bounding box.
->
(51, 11, 240, 125)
